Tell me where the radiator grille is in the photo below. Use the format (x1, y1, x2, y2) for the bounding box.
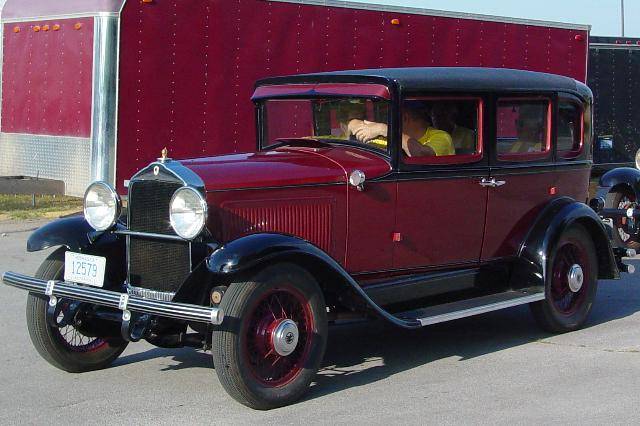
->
(127, 179, 191, 294)
(128, 238, 191, 292)
(128, 180, 181, 234)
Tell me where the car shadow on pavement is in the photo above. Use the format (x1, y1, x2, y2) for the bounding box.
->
(114, 347, 213, 370)
(109, 278, 639, 400)
(306, 278, 640, 402)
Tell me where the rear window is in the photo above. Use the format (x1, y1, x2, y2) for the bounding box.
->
(496, 99, 551, 162)
(558, 102, 584, 159)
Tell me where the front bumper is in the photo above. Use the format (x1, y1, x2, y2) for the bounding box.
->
(2, 271, 224, 325)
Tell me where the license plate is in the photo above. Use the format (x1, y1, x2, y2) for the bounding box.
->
(64, 252, 106, 288)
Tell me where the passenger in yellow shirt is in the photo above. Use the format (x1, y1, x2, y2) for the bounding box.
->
(510, 106, 545, 154)
(348, 106, 455, 157)
(430, 104, 476, 154)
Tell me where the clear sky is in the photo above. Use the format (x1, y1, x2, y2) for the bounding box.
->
(351, 0, 639, 37)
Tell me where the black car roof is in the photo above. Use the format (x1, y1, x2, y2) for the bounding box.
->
(257, 67, 592, 100)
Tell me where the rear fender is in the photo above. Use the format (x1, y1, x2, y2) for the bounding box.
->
(514, 197, 619, 290)
(206, 233, 420, 329)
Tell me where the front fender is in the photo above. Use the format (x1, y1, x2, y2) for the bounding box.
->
(27, 215, 124, 253)
(207, 233, 421, 329)
(26, 216, 127, 290)
(515, 197, 619, 290)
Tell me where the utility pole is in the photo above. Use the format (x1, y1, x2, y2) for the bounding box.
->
(621, 0, 625, 37)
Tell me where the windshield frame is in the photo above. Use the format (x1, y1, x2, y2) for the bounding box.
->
(256, 94, 395, 158)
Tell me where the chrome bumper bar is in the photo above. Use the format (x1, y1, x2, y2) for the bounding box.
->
(2, 271, 224, 325)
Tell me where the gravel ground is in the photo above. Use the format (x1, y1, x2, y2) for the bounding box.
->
(0, 221, 639, 425)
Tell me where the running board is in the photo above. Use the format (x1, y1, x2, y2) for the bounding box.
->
(396, 290, 545, 327)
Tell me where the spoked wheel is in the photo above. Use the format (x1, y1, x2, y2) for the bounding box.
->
(531, 225, 598, 333)
(606, 189, 640, 250)
(245, 288, 314, 387)
(26, 248, 128, 373)
(212, 263, 327, 410)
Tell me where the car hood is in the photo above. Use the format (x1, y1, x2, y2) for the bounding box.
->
(181, 146, 392, 191)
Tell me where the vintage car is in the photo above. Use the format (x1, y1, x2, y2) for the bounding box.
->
(2, 68, 636, 410)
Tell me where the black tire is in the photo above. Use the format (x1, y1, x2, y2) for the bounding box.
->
(530, 225, 598, 333)
(212, 263, 328, 410)
(26, 247, 128, 373)
(605, 189, 640, 250)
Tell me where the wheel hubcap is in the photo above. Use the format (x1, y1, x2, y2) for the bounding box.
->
(567, 264, 584, 293)
(272, 319, 299, 356)
(551, 242, 589, 315)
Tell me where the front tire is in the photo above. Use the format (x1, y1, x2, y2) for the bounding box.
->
(606, 188, 640, 250)
(26, 247, 128, 373)
(212, 263, 328, 410)
(530, 225, 598, 333)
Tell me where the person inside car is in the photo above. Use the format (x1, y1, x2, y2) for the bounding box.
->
(430, 103, 476, 154)
(510, 105, 546, 153)
(348, 104, 455, 157)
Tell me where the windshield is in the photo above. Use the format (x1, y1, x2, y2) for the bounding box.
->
(261, 98, 391, 153)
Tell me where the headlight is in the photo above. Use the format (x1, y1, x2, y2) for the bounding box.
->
(84, 182, 121, 231)
(170, 187, 207, 240)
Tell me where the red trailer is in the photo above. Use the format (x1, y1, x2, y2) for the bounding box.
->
(0, 0, 590, 196)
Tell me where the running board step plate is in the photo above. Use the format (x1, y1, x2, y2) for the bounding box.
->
(397, 290, 545, 327)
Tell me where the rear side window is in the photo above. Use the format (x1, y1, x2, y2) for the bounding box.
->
(496, 99, 551, 162)
(558, 102, 584, 159)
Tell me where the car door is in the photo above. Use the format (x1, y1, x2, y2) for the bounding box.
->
(481, 95, 557, 260)
(393, 96, 490, 270)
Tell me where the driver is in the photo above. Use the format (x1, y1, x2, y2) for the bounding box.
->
(348, 104, 454, 157)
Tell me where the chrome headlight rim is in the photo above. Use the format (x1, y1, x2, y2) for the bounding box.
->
(169, 186, 208, 240)
(83, 181, 121, 232)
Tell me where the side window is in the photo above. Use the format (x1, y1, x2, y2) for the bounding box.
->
(402, 97, 483, 165)
(558, 102, 584, 159)
(497, 99, 551, 162)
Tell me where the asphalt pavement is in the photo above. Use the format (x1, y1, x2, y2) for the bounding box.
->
(0, 221, 639, 425)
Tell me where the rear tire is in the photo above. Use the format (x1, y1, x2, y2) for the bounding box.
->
(26, 247, 128, 373)
(212, 263, 328, 410)
(530, 225, 598, 333)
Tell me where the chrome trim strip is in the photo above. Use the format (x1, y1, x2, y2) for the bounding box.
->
(114, 229, 188, 242)
(90, 16, 119, 187)
(416, 293, 545, 326)
(2, 271, 224, 325)
(590, 43, 640, 51)
(1, 12, 120, 24)
(127, 285, 176, 302)
(267, 0, 591, 31)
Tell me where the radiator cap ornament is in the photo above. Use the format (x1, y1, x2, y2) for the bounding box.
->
(159, 147, 171, 163)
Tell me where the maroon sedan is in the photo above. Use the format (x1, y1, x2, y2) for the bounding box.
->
(2, 68, 632, 409)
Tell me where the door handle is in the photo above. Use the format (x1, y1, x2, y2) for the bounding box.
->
(480, 178, 506, 188)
